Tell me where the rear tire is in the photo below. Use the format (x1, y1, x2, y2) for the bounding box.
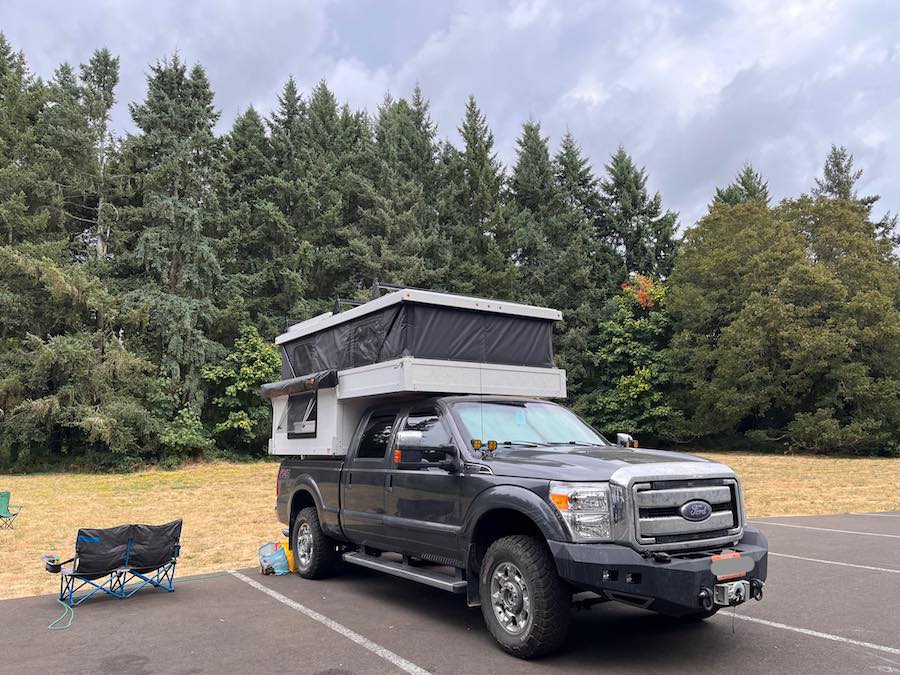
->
(479, 535, 570, 658)
(293, 507, 340, 579)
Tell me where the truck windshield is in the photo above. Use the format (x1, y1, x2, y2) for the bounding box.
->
(451, 401, 609, 448)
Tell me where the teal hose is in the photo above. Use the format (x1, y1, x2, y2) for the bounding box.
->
(48, 597, 74, 631)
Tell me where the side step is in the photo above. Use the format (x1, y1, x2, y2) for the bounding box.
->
(342, 552, 466, 593)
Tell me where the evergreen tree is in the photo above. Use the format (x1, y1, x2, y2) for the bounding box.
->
(714, 163, 769, 206)
(813, 144, 875, 207)
(79, 48, 120, 260)
(0, 34, 49, 246)
(668, 198, 900, 454)
(598, 147, 678, 278)
(117, 55, 226, 406)
(437, 96, 515, 297)
(812, 144, 897, 246)
(555, 131, 600, 216)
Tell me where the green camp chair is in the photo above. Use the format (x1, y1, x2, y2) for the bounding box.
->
(0, 491, 23, 529)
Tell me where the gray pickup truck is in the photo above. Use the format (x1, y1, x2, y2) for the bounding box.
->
(276, 394, 767, 658)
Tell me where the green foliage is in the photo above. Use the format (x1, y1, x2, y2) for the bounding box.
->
(668, 197, 900, 455)
(598, 147, 678, 278)
(577, 276, 680, 438)
(714, 164, 769, 206)
(160, 407, 214, 465)
(202, 324, 280, 452)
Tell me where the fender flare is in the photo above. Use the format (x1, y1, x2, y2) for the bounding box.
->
(288, 475, 325, 517)
(287, 476, 346, 542)
(461, 484, 569, 546)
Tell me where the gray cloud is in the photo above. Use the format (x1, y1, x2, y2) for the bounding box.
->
(3, 0, 897, 226)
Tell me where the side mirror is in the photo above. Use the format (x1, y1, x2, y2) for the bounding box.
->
(617, 433, 637, 448)
(394, 439, 460, 472)
(396, 430, 424, 448)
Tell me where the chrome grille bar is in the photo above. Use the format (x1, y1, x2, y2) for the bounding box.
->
(633, 478, 742, 548)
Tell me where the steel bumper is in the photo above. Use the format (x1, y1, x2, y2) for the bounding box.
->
(549, 526, 768, 616)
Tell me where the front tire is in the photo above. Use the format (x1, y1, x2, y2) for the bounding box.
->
(293, 507, 340, 579)
(479, 535, 570, 658)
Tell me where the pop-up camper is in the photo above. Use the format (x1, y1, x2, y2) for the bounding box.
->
(261, 287, 566, 456)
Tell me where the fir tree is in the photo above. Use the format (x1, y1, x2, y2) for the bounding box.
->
(438, 96, 514, 297)
(813, 144, 875, 207)
(598, 147, 678, 278)
(714, 163, 770, 206)
(117, 55, 226, 403)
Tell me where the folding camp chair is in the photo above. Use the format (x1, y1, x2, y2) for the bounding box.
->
(0, 491, 23, 529)
(47, 519, 182, 607)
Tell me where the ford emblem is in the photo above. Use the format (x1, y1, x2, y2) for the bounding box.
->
(680, 500, 712, 522)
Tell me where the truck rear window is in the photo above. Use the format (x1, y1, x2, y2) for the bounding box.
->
(356, 413, 397, 459)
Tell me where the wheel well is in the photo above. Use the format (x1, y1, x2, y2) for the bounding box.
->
(469, 508, 544, 571)
(472, 508, 543, 548)
(465, 508, 548, 607)
(290, 489, 317, 531)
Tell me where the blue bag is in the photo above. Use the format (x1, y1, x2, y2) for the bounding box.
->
(258, 541, 289, 575)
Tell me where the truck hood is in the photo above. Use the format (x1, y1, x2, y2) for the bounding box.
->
(480, 445, 713, 481)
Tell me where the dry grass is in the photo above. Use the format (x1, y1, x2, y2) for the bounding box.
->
(695, 452, 900, 517)
(1, 454, 898, 600)
(0, 461, 280, 600)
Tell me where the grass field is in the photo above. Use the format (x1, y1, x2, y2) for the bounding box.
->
(1, 453, 898, 600)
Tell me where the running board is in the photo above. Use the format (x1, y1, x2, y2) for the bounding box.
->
(342, 552, 466, 593)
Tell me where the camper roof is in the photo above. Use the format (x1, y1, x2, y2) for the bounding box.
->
(275, 288, 561, 345)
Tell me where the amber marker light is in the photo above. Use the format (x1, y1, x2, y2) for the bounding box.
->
(550, 493, 569, 511)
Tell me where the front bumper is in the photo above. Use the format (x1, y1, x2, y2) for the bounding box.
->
(549, 526, 768, 617)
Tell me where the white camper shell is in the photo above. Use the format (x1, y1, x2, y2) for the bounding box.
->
(262, 288, 566, 456)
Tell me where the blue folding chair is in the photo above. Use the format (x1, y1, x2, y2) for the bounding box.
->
(47, 520, 182, 607)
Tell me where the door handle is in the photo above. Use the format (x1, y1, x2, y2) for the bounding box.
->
(346, 473, 352, 488)
(385, 474, 393, 492)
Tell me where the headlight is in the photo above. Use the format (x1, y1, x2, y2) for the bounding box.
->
(549, 481, 621, 542)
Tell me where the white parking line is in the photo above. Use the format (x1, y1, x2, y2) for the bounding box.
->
(770, 552, 900, 574)
(850, 512, 900, 519)
(722, 614, 900, 657)
(230, 570, 433, 675)
(751, 521, 900, 539)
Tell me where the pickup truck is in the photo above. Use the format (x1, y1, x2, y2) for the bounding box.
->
(276, 394, 767, 658)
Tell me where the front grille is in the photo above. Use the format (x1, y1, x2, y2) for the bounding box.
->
(633, 478, 742, 549)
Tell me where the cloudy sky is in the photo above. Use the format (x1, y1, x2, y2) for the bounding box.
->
(3, 0, 898, 225)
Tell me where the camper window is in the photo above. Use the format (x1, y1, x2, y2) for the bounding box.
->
(278, 392, 318, 439)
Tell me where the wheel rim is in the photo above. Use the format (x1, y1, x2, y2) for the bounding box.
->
(296, 522, 313, 569)
(490, 561, 531, 635)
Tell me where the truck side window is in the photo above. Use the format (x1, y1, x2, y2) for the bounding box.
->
(399, 409, 454, 465)
(404, 409, 452, 450)
(356, 413, 396, 459)
(277, 392, 317, 438)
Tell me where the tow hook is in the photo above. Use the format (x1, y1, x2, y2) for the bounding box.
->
(750, 578, 764, 601)
(652, 552, 671, 564)
(698, 587, 714, 611)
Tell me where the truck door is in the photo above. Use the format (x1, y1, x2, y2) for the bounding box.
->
(341, 408, 398, 548)
(384, 406, 463, 564)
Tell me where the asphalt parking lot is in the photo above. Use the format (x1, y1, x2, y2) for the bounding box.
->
(2, 511, 899, 675)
